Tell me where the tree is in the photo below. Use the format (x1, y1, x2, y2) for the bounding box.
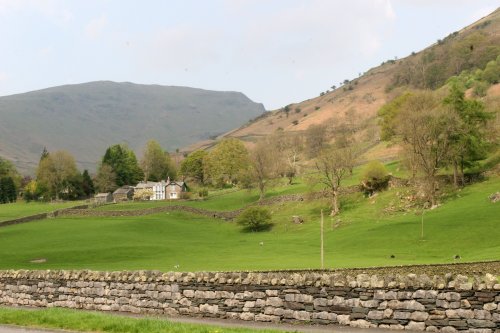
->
(81, 170, 95, 197)
(444, 81, 492, 186)
(305, 124, 328, 158)
(40, 147, 49, 161)
(236, 207, 272, 232)
(23, 180, 41, 202)
(247, 139, 276, 200)
(36, 150, 79, 200)
(140, 140, 175, 181)
(360, 161, 390, 195)
(180, 150, 208, 184)
(94, 163, 117, 193)
(378, 92, 413, 141)
(395, 92, 459, 206)
(102, 144, 143, 186)
(269, 130, 303, 185)
(314, 146, 355, 216)
(332, 123, 358, 176)
(60, 173, 85, 200)
(203, 139, 249, 187)
(0, 157, 21, 189)
(0, 177, 17, 203)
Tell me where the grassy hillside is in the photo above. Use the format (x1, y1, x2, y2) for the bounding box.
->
(0, 175, 497, 272)
(0, 307, 282, 333)
(0, 201, 83, 222)
(0, 81, 265, 173)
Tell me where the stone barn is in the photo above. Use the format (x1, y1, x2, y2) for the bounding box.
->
(112, 186, 134, 202)
(94, 192, 113, 204)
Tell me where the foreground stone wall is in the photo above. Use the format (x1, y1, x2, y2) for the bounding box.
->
(0, 270, 499, 332)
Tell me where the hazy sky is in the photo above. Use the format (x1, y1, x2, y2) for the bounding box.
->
(0, 0, 498, 110)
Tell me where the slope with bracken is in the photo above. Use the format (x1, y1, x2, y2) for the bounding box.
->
(184, 7, 500, 163)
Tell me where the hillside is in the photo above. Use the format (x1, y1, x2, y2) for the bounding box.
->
(0, 81, 265, 173)
(0, 173, 498, 271)
(185, 7, 500, 161)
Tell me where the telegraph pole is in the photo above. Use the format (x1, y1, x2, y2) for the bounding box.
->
(320, 209, 324, 269)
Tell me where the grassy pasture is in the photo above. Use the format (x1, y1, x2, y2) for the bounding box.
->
(0, 176, 498, 272)
(0, 307, 282, 333)
(0, 201, 83, 222)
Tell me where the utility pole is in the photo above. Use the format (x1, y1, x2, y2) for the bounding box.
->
(421, 208, 425, 240)
(320, 209, 324, 269)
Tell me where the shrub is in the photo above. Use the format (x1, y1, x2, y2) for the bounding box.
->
(292, 120, 299, 125)
(198, 189, 208, 198)
(237, 207, 272, 232)
(180, 192, 191, 200)
(473, 81, 489, 97)
(360, 161, 390, 195)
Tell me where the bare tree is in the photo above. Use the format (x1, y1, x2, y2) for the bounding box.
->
(94, 163, 117, 193)
(314, 146, 355, 216)
(250, 141, 273, 200)
(305, 124, 328, 158)
(270, 130, 304, 184)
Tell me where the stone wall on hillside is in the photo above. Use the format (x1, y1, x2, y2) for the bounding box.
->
(1, 270, 499, 332)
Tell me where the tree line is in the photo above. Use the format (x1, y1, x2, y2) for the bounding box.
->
(19, 140, 177, 202)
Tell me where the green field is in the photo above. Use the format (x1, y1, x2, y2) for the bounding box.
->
(0, 175, 498, 271)
(0, 307, 282, 333)
(0, 201, 84, 222)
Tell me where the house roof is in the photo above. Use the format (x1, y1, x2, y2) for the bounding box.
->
(166, 180, 186, 187)
(113, 186, 134, 194)
(134, 181, 158, 189)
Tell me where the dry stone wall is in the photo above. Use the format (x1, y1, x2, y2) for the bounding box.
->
(1, 270, 499, 332)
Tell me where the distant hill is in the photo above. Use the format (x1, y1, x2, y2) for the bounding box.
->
(0, 81, 265, 173)
(185, 8, 500, 162)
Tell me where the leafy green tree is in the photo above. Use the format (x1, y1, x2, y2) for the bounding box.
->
(360, 161, 390, 195)
(81, 170, 95, 197)
(140, 140, 175, 181)
(36, 150, 79, 200)
(0, 177, 17, 203)
(444, 81, 492, 186)
(378, 92, 412, 141)
(203, 139, 249, 187)
(481, 59, 500, 84)
(0, 157, 21, 189)
(102, 144, 143, 186)
(180, 150, 207, 184)
(236, 207, 272, 232)
(60, 173, 85, 200)
(23, 180, 41, 202)
(395, 92, 459, 206)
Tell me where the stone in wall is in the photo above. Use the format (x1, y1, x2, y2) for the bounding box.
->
(0, 269, 499, 332)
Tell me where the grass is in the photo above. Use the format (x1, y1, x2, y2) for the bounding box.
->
(0, 307, 283, 333)
(95, 164, 375, 213)
(0, 201, 84, 222)
(0, 176, 498, 271)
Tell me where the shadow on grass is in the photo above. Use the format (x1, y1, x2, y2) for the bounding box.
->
(240, 223, 274, 233)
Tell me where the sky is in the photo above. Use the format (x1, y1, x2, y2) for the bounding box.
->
(0, 0, 498, 110)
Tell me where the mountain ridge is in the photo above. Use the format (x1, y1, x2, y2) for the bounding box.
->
(0, 81, 265, 173)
